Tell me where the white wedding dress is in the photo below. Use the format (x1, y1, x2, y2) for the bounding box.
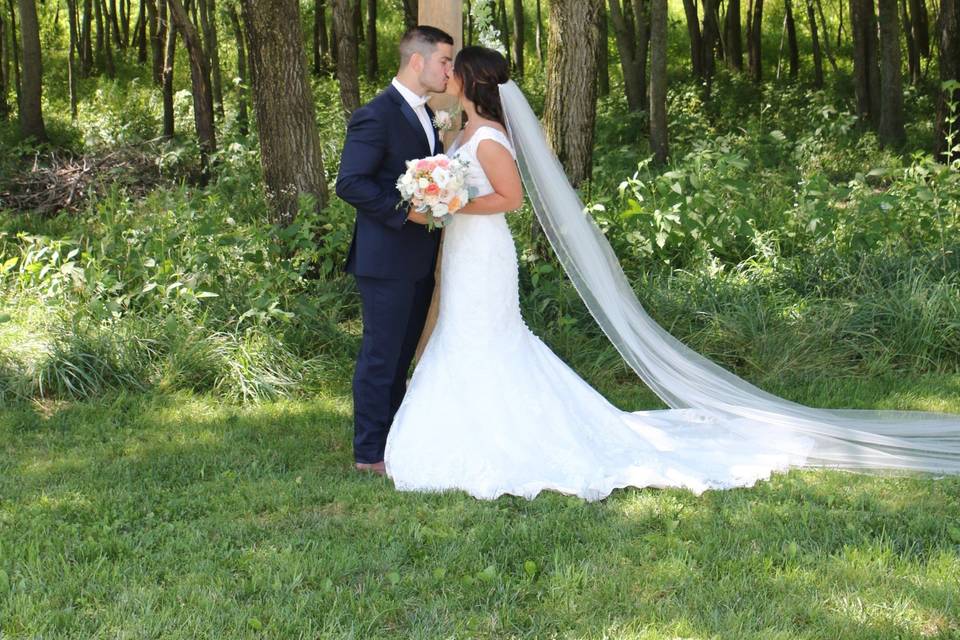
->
(384, 126, 816, 501)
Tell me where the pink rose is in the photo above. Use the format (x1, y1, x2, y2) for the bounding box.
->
(424, 183, 440, 196)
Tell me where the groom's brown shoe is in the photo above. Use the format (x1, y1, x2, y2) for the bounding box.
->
(355, 461, 386, 476)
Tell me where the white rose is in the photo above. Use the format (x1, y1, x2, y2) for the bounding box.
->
(418, 178, 429, 190)
(433, 203, 449, 217)
(431, 167, 451, 189)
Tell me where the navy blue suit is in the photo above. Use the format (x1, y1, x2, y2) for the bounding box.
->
(335, 84, 443, 464)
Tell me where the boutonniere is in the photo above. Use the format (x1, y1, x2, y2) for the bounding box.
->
(432, 104, 462, 132)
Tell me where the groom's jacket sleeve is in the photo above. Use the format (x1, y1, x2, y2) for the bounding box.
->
(335, 106, 407, 231)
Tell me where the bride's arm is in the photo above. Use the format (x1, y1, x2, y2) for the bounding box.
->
(455, 140, 523, 215)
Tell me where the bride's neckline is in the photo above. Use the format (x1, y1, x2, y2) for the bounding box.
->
(454, 124, 507, 152)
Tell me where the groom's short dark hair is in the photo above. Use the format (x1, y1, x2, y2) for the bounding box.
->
(399, 26, 454, 67)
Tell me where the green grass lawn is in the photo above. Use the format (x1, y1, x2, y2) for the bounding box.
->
(2, 375, 959, 639)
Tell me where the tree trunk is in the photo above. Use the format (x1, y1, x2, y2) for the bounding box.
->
(747, 0, 764, 81)
(701, 0, 721, 93)
(536, 0, 545, 61)
(815, 0, 840, 70)
(512, 0, 524, 76)
(901, 0, 920, 83)
(851, 0, 881, 126)
(365, 0, 377, 80)
(609, 0, 649, 111)
(910, 0, 929, 57)
(101, 0, 115, 76)
(650, 0, 668, 164)
(332, 0, 359, 117)
(241, 0, 328, 223)
(934, 0, 959, 160)
(149, 0, 163, 84)
(401, 0, 416, 29)
(785, 0, 800, 78)
(498, 0, 511, 68)
(81, 0, 92, 75)
(545, 0, 602, 186)
(597, 3, 610, 96)
(226, 3, 248, 135)
(7, 0, 21, 111)
(805, 0, 824, 86)
(168, 0, 216, 179)
(161, 0, 174, 137)
(199, 0, 224, 119)
(135, 0, 147, 63)
(68, 0, 79, 120)
(94, 0, 104, 68)
(0, 11, 7, 120)
(878, 0, 905, 146)
(108, 0, 122, 48)
(681, 0, 704, 76)
(313, 0, 329, 76)
(724, 0, 744, 70)
(17, 0, 45, 140)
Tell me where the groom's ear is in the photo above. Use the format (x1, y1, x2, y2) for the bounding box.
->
(409, 52, 425, 74)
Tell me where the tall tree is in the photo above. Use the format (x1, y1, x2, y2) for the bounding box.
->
(498, 0, 511, 67)
(0, 10, 7, 119)
(401, 0, 416, 29)
(650, 0, 668, 164)
(877, 0, 905, 146)
(681, 0, 704, 76)
(168, 0, 217, 178)
(700, 0, 722, 93)
(101, 0, 115, 76)
(608, 0, 650, 112)
(545, 0, 603, 186)
(332, 0, 359, 116)
(241, 0, 328, 223)
(67, 0, 79, 119)
(597, 3, 609, 96)
(226, 2, 248, 135)
(7, 0, 21, 108)
(161, 0, 174, 137)
(909, 0, 929, 57)
(935, 0, 959, 161)
(198, 0, 224, 119)
(81, 0, 92, 76)
(148, 0, 163, 84)
(512, 0, 524, 76)
(783, 0, 800, 78)
(313, 0, 329, 75)
(535, 0, 544, 61)
(134, 0, 147, 62)
(814, 0, 839, 69)
(724, 0, 743, 71)
(900, 0, 920, 84)
(17, 0, 45, 140)
(747, 0, 764, 81)
(850, 0, 881, 126)
(365, 0, 377, 80)
(805, 0, 824, 86)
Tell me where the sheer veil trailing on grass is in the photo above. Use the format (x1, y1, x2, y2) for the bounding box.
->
(497, 80, 960, 474)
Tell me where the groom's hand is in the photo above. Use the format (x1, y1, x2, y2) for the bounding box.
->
(406, 207, 428, 225)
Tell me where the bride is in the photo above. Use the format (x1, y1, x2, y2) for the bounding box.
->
(383, 46, 960, 501)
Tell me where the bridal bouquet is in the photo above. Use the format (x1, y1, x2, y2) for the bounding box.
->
(396, 154, 471, 230)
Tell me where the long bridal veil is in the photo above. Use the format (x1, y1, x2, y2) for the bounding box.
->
(498, 80, 960, 474)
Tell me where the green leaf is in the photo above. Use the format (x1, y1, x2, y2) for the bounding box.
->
(195, 291, 219, 299)
(1, 257, 19, 273)
(387, 571, 401, 585)
(523, 560, 537, 578)
(477, 565, 497, 582)
(247, 617, 263, 631)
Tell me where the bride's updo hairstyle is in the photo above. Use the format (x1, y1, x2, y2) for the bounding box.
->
(454, 46, 509, 127)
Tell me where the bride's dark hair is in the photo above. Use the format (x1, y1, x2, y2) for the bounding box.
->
(454, 46, 509, 127)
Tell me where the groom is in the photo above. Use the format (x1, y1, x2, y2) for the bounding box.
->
(335, 26, 454, 475)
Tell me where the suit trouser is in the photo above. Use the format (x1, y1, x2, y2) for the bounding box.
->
(352, 274, 435, 463)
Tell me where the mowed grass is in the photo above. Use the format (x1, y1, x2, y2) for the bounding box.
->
(2, 375, 959, 639)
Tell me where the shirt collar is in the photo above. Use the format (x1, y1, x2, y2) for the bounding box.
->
(392, 77, 430, 109)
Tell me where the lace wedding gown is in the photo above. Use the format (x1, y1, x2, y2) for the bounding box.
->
(383, 127, 815, 501)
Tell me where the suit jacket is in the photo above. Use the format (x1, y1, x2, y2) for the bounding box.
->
(336, 84, 443, 281)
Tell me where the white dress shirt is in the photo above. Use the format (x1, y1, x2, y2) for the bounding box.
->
(392, 77, 435, 154)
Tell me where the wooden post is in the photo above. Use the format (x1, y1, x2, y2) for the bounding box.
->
(414, 0, 462, 362)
